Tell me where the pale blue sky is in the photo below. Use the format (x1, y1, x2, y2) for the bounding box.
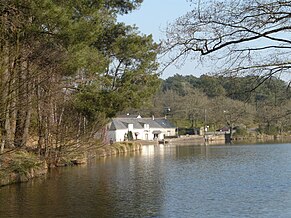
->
(118, 1, 291, 82)
(118, 0, 202, 79)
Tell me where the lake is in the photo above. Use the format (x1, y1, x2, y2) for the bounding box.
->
(1, 142, 291, 217)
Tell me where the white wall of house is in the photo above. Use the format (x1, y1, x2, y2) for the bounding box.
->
(149, 128, 176, 140)
(161, 128, 176, 137)
(108, 129, 128, 142)
(107, 122, 176, 142)
(166, 128, 175, 138)
(131, 128, 170, 141)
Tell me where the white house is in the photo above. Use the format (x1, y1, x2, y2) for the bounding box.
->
(107, 116, 176, 142)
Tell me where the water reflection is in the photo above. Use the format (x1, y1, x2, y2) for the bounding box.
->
(1, 143, 291, 217)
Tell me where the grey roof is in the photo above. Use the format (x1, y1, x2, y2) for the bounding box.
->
(108, 117, 176, 131)
(155, 119, 176, 128)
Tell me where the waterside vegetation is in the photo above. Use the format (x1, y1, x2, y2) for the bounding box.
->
(1, 0, 291, 186)
(0, 0, 157, 186)
(0, 141, 141, 187)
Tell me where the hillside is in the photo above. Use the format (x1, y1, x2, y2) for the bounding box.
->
(126, 74, 291, 135)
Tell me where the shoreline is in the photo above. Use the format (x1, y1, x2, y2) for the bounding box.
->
(1, 135, 291, 187)
(0, 142, 142, 187)
(139, 134, 291, 146)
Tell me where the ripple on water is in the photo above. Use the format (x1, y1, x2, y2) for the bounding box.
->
(0, 143, 291, 218)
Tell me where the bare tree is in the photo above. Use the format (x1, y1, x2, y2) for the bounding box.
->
(164, 0, 291, 83)
(181, 88, 209, 127)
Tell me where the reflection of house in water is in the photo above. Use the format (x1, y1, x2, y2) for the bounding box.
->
(141, 144, 166, 159)
(107, 115, 176, 142)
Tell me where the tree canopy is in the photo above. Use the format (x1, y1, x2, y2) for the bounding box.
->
(133, 74, 291, 135)
(0, 0, 160, 159)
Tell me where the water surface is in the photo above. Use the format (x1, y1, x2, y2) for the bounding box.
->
(1, 143, 291, 217)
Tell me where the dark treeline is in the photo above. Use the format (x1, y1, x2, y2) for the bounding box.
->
(163, 74, 291, 103)
(129, 74, 291, 135)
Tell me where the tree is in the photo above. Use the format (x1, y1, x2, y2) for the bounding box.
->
(207, 96, 256, 132)
(162, 74, 194, 96)
(164, 0, 291, 84)
(198, 75, 226, 97)
(0, 0, 160, 160)
(181, 88, 209, 128)
(74, 26, 160, 119)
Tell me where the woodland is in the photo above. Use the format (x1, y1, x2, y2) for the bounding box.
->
(131, 74, 291, 136)
(0, 0, 159, 165)
(159, 0, 291, 136)
(0, 0, 291, 168)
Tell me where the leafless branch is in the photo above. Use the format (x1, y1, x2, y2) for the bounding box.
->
(163, 0, 291, 82)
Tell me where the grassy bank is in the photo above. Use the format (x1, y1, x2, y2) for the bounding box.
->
(0, 151, 47, 187)
(0, 141, 142, 187)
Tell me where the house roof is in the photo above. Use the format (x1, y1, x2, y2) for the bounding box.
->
(108, 117, 176, 131)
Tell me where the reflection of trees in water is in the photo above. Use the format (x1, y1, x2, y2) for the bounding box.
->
(175, 145, 210, 159)
(105, 156, 165, 217)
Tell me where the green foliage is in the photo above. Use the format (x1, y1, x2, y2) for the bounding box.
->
(0, 0, 159, 156)
(8, 151, 41, 175)
(127, 131, 133, 141)
(163, 74, 226, 97)
(73, 26, 160, 121)
(163, 74, 290, 104)
(259, 125, 280, 136)
(152, 74, 291, 134)
(233, 126, 248, 137)
(178, 128, 187, 135)
(163, 74, 192, 96)
(199, 75, 226, 97)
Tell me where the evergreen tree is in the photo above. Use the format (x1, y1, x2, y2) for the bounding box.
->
(0, 0, 160, 159)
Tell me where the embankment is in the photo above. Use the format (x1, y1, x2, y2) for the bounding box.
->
(0, 151, 47, 187)
(166, 134, 225, 145)
(0, 142, 142, 187)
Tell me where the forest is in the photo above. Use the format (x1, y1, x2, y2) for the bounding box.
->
(130, 74, 291, 136)
(0, 0, 159, 163)
(0, 0, 291, 174)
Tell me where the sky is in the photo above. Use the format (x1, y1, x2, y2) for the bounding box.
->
(118, 0, 200, 79)
(118, 1, 291, 83)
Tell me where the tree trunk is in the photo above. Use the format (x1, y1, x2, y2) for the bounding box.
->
(36, 79, 44, 154)
(21, 61, 32, 147)
(14, 58, 27, 147)
(0, 41, 16, 149)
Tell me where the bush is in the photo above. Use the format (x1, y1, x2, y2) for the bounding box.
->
(8, 151, 42, 175)
(127, 131, 133, 140)
(258, 124, 280, 135)
(233, 127, 248, 136)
